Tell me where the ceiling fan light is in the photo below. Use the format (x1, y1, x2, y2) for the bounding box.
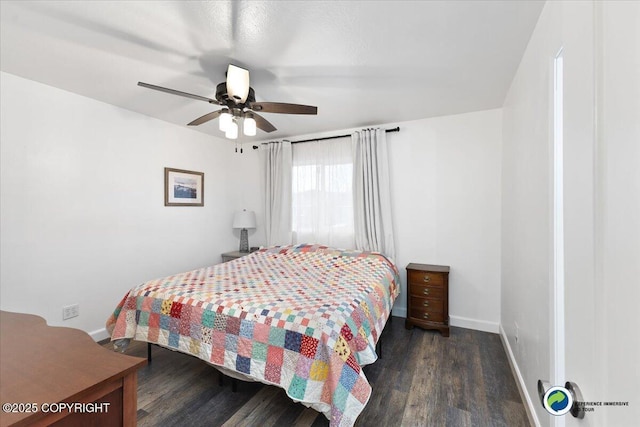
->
(226, 64, 250, 103)
(219, 110, 231, 132)
(243, 115, 256, 136)
(225, 119, 238, 140)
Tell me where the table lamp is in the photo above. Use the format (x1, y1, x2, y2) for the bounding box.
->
(233, 209, 256, 252)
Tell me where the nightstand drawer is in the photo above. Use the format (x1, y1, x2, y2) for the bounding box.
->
(409, 284, 445, 299)
(410, 297, 444, 313)
(408, 270, 444, 287)
(409, 308, 445, 324)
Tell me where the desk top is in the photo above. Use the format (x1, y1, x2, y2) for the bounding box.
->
(0, 311, 146, 426)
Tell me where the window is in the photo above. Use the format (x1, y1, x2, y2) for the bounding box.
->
(291, 139, 355, 249)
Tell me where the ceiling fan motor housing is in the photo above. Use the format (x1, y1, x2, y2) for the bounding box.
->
(215, 82, 255, 106)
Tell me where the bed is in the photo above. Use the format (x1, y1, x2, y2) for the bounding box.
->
(106, 244, 399, 426)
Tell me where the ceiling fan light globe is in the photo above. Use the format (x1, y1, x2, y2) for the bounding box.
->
(226, 65, 250, 104)
(244, 116, 257, 136)
(225, 120, 238, 139)
(219, 110, 232, 132)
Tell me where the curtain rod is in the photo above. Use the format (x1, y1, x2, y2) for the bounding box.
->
(251, 126, 400, 150)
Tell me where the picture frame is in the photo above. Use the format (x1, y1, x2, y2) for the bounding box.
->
(164, 167, 204, 206)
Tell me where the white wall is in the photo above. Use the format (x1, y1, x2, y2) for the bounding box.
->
(500, 2, 561, 425)
(597, 1, 640, 425)
(228, 145, 266, 250)
(389, 110, 502, 332)
(0, 73, 502, 340)
(244, 109, 503, 332)
(0, 72, 238, 340)
(501, 1, 640, 426)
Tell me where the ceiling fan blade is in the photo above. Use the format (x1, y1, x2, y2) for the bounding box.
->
(226, 64, 250, 103)
(187, 110, 223, 126)
(249, 102, 317, 115)
(252, 113, 277, 133)
(138, 82, 218, 104)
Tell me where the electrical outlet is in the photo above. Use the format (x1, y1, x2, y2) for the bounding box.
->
(515, 321, 519, 343)
(62, 304, 79, 320)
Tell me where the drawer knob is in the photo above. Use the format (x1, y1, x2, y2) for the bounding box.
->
(423, 276, 431, 282)
(423, 301, 429, 307)
(423, 313, 430, 319)
(423, 289, 430, 296)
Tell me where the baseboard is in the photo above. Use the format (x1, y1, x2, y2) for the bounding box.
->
(499, 324, 541, 427)
(89, 327, 110, 342)
(449, 315, 499, 333)
(391, 307, 407, 318)
(392, 309, 499, 334)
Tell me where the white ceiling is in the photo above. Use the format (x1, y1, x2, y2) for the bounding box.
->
(0, 1, 544, 142)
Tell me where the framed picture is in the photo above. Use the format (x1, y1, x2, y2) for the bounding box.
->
(164, 167, 204, 206)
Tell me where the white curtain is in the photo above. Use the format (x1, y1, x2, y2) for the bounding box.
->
(291, 138, 355, 249)
(351, 128, 396, 260)
(259, 141, 292, 246)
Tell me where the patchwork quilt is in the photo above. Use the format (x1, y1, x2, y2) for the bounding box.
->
(106, 244, 400, 426)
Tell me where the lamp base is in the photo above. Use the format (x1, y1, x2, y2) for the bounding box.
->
(239, 228, 249, 252)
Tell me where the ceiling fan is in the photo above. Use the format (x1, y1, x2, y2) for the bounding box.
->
(138, 64, 317, 140)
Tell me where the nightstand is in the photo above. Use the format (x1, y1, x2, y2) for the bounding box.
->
(405, 263, 450, 337)
(221, 251, 250, 263)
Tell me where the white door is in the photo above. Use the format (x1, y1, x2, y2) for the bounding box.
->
(556, 2, 639, 427)
(560, 1, 598, 425)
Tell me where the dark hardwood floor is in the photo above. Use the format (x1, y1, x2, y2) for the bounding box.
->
(103, 318, 530, 426)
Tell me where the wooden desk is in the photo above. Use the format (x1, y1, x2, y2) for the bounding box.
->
(0, 311, 146, 427)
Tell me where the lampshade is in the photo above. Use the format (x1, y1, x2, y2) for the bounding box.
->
(243, 114, 256, 136)
(219, 109, 231, 132)
(233, 210, 256, 229)
(226, 64, 250, 103)
(225, 119, 238, 139)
